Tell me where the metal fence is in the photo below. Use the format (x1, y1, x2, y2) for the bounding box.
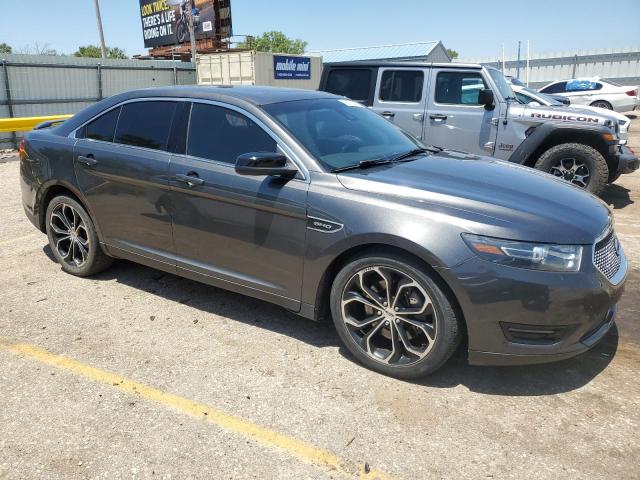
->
(0, 54, 196, 148)
(458, 46, 640, 89)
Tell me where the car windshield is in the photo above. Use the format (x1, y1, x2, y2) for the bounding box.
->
(487, 68, 516, 100)
(263, 98, 423, 172)
(521, 86, 564, 106)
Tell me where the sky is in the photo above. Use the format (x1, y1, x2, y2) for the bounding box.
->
(1, 0, 639, 59)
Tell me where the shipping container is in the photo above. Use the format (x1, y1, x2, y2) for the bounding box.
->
(196, 51, 323, 90)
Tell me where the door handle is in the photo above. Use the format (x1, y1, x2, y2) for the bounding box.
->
(413, 113, 424, 121)
(176, 172, 204, 187)
(77, 155, 98, 167)
(429, 114, 448, 120)
(381, 111, 395, 118)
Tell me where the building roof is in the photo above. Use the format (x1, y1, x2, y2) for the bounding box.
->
(310, 41, 446, 64)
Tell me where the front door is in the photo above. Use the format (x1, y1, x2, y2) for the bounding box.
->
(74, 100, 177, 260)
(372, 68, 427, 140)
(169, 102, 308, 307)
(424, 68, 498, 156)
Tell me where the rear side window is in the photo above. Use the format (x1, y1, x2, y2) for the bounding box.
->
(115, 101, 177, 151)
(566, 80, 602, 92)
(435, 72, 487, 105)
(325, 69, 372, 102)
(379, 70, 424, 102)
(540, 82, 567, 94)
(187, 103, 277, 164)
(83, 107, 120, 142)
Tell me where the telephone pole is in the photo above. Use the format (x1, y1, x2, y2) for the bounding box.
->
(188, 1, 197, 63)
(92, 0, 107, 59)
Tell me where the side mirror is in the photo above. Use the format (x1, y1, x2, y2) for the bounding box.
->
(478, 88, 495, 110)
(235, 152, 298, 177)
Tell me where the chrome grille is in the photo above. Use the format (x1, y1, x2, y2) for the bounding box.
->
(593, 230, 622, 280)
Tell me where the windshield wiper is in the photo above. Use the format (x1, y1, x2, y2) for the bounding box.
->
(388, 147, 434, 162)
(331, 158, 393, 173)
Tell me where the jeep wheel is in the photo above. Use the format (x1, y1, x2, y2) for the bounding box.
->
(590, 100, 613, 110)
(330, 252, 461, 379)
(534, 143, 609, 196)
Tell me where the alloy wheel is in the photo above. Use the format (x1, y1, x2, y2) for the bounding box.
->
(550, 158, 590, 188)
(49, 203, 90, 267)
(340, 266, 437, 366)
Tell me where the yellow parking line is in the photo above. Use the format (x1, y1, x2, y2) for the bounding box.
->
(0, 338, 396, 480)
(0, 233, 40, 247)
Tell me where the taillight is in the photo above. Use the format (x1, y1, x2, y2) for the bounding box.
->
(18, 139, 27, 160)
(625, 89, 637, 97)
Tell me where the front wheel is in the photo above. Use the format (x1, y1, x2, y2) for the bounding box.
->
(45, 195, 113, 277)
(330, 253, 462, 379)
(534, 143, 609, 196)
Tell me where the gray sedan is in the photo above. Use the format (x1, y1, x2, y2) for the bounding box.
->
(19, 86, 626, 378)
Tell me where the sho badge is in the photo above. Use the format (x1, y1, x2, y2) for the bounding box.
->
(307, 216, 343, 233)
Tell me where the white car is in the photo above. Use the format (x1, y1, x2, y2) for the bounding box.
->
(512, 84, 631, 143)
(539, 78, 639, 113)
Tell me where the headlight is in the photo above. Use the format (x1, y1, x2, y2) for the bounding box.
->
(462, 234, 583, 272)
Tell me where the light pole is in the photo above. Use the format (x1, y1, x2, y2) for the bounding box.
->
(92, 0, 107, 59)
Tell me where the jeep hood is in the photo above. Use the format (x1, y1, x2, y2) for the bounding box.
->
(336, 151, 610, 244)
(509, 103, 613, 126)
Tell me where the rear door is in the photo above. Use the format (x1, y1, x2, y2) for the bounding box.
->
(168, 101, 308, 307)
(74, 99, 178, 260)
(371, 68, 428, 140)
(424, 68, 498, 155)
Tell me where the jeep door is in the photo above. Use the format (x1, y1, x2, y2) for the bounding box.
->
(371, 68, 428, 140)
(168, 101, 308, 309)
(424, 68, 498, 155)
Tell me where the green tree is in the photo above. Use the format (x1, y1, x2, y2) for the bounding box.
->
(74, 45, 128, 59)
(0, 43, 11, 54)
(446, 49, 459, 60)
(238, 31, 307, 55)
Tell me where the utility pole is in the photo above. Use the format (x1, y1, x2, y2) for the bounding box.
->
(92, 0, 107, 59)
(187, 1, 197, 64)
(515, 40, 521, 79)
(526, 40, 530, 87)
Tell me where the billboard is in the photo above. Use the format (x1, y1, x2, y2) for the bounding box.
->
(140, 0, 233, 49)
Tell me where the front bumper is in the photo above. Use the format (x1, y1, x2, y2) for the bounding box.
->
(440, 250, 627, 367)
(616, 145, 639, 175)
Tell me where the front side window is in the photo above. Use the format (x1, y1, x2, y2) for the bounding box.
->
(540, 82, 567, 94)
(115, 101, 177, 150)
(187, 103, 277, 164)
(82, 107, 121, 142)
(263, 98, 421, 172)
(379, 70, 424, 102)
(325, 69, 372, 102)
(435, 72, 487, 105)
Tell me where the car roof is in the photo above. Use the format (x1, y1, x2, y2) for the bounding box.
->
(324, 61, 482, 69)
(117, 85, 337, 106)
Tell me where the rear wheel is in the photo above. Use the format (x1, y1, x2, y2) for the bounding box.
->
(45, 195, 112, 276)
(590, 100, 613, 110)
(330, 253, 461, 379)
(534, 143, 609, 196)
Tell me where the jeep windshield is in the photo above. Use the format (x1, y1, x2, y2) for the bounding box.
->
(487, 67, 516, 100)
(263, 98, 426, 172)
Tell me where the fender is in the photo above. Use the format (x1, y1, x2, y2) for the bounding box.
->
(36, 178, 106, 244)
(508, 121, 616, 166)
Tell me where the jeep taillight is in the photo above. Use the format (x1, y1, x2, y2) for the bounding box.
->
(625, 89, 637, 97)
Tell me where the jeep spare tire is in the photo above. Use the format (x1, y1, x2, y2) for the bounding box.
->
(534, 143, 609, 196)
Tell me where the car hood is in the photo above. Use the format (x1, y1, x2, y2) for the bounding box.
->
(336, 151, 610, 244)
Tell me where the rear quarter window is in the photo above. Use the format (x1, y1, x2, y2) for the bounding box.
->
(325, 69, 372, 103)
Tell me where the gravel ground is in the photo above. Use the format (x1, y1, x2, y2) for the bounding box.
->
(0, 120, 639, 479)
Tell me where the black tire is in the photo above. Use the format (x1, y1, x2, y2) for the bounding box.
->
(329, 252, 462, 379)
(590, 100, 613, 110)
(534, 143, 609, 196)
(45, 195, 113, 277)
